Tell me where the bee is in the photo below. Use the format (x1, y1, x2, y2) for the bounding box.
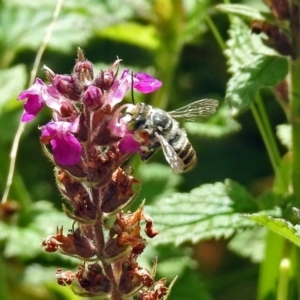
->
(126, 99, 219, 174)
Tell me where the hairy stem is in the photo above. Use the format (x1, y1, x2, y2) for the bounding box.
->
(91, 189, 121, 300)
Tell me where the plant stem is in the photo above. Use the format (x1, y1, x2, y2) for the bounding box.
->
(289, 3, 300, 299)
(277, 257, 290, 300)
(205, 15, 227, 51)
(258, 231, 285, 300)
(290, 57, 300, 206)
(251, 95, 287, 192)
(290, 1, 300, 208)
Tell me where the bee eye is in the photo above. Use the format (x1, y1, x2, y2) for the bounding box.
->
(152, 113, 169, 127)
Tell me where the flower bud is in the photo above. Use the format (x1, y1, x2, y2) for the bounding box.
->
(83, 85, 103, 107)
(94, 70, 115, 91)
(74, 49, 94, 84)
(52, 74, 83, 101)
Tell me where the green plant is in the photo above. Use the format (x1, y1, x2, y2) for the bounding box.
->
(1, 0, 300, 300)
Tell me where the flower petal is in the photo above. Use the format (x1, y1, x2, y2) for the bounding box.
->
(18, 78, 46, 122)
(133, 73, 162, 94)
(106, 77, 131, 107)
(41, 120, 82, 165)
(118, 135, 140, 154)
(21, 94, 45, 122)
(107, 104, 135, 138)
(51, 134, 82, 165)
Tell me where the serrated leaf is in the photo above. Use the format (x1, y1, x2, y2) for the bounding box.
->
(246, 213, 300, 247)
(276, 124, 291, 150)
(217, 4, 267, 20)
(224, 17, 277, 74)
(224, 17, 288, 114)
(145, 180, 259, 246)
(228, 227, 266, 263)
(226, 54, 288, 113)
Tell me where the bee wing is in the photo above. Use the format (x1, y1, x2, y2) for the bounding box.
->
(154, 132, 185, 174)
(168, 99, 218, 122)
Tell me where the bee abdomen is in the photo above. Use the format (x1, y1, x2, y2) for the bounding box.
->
(168, 131, 197, 172)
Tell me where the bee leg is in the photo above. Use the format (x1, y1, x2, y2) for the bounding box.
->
(140, 149, 157, 161)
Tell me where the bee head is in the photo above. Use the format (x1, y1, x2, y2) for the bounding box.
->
(127, 103, 150, 131)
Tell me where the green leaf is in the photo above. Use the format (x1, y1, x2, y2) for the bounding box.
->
(0, 65, 27, 114)
(216, 4, 267, 20)
(98, 22, 159, 50)
(0, 201, 72, 260)
(226, 54, 288, 114)
(136, 163, 182, 203)
(0, 0, 138, 59)
(224, 17, 276, 74)
(184, 105, 241, 138)
(145, 180, 259, 246)
(183, 0, 210, 44)
(224, 17, 288, 114)
(0, 5, 91, 58)
(246, 213, 300, 247)
(168, 268, 213, 300)
(228, 227, 266, 263)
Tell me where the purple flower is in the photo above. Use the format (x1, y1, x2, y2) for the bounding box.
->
(133, 72, 162, 94)
(105, 76, 131, 108)
(107, 104, 135, 137)
(107, 103, 142, 155)
(105, 71, 162, 108)
(40, 120, 82, 165)
(118, 134, 140, 154)
(18, 78, 77, 123)
(17, 78, 46, 122)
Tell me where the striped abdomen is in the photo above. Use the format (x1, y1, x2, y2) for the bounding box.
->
(165, 127, 197, 172)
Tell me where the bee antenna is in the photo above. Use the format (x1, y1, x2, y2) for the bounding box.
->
(131, 71, 135, 104)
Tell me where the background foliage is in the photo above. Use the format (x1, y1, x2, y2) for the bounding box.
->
(0, 0, 294, 299)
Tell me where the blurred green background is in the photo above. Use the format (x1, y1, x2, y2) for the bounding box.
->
(0, 0, 285, 299)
